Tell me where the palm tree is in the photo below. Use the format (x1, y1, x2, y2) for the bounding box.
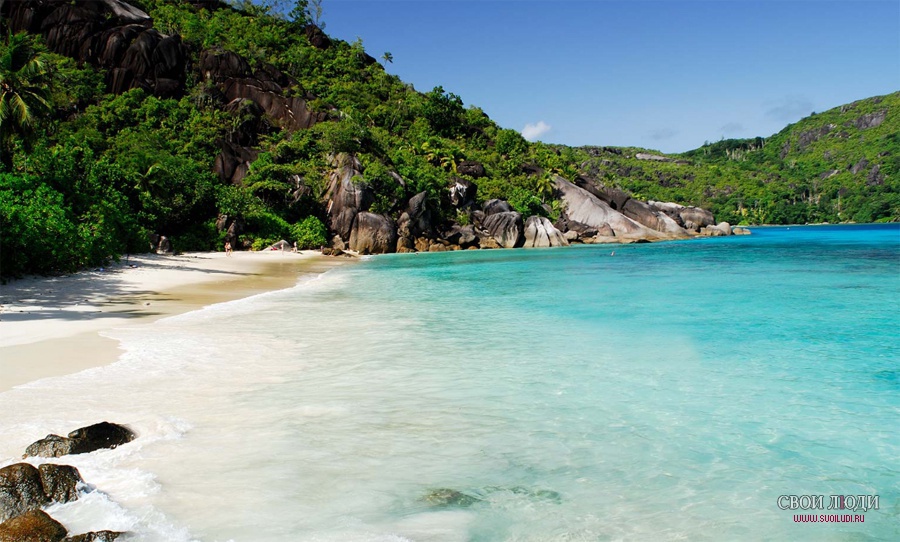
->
(0, 33, 52, 170)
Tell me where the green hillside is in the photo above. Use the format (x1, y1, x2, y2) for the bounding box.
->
(1, 0, 896, 278)
(575, 92, 899, 225)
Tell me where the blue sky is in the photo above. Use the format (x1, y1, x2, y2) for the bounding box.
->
(319, 1, 899, 153)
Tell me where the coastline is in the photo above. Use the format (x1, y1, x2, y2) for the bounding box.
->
(0, 251, 351, 391)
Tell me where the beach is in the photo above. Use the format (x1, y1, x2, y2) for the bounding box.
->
(0, 226, 897, 540)
(0, 250, 349, 391)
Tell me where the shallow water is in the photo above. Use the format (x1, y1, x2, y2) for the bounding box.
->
(2, 225, 898, 541)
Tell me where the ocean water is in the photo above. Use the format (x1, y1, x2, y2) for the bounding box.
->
(1, 224, 898, 541)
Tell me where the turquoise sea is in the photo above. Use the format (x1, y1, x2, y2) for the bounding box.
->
(1, 224, 898, 541)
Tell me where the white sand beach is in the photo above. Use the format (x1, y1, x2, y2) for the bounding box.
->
(0, 251, 349, 391)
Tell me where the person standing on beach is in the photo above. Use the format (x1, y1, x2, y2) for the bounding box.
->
(225, 241, 232, 256)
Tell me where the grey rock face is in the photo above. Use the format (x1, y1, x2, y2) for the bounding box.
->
(553, 176, 664, 240)
(449, 178, 477, 208)
(854, 109, 887, 130)
(482, 199, 513, 216)
(324, 154, 374, 242)
(523, 216, 568, 248)
(482, 211, 524, 248)
(349, 212, 397, 254)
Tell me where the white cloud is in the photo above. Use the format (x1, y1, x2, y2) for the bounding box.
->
(522, 121, 551, 141)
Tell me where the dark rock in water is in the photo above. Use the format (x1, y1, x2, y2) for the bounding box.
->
(0, 464, 48, 523)
(0, 509, 67, 542)
(449, 178, 477, 208)
(38, 465, 82, 504)
(23, 436, 73, 460)
(67, 423, 135, 454)
(422, 488, 481, 508)
(523, 216, 568, 248)
(482, 199, 513, 217)
(349, 212, 397, 254)
(64, 531, 124, 542)
(482, 211, 524, 249)
(25, 423, 135, 458)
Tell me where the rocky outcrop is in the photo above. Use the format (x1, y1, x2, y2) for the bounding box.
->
(396, 191, 436, 250)
(442, 224, 478, 248)
(648, 201, 715, 232)
(200, 49, 327, 132)
(65, 531, 123, 542)
(303, 24, 331, 49)
(214, 141, 259, 185)
(572, 177, 689, 236)
(635, 153, 672, 162)
(850, 158, 869, 175)
(482, 199, 513, 216)
(37, 466, 81, 505)
(0, 509, 67, 542)
(449, 178, 477, 208)
(324, 154, 374, 243)
(553, 176, 669, 240)
(854, 109, 887, 130)
(482, 211, 524, 248)
(523, 216, 568, 248)
(797, 124, 835, 150)
(2, 0, 186, 97)
(456, 160, 486, 178)
(867, 164, 884, 186)
(349, 212, 396, 254)
(700, 222, 733, 237)
(0, 463, 83, 528)
(25, 422, 135, 458)
(0, 464, 47, 523)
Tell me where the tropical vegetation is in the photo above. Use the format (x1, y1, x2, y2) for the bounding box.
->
(0, 0, 896, 278)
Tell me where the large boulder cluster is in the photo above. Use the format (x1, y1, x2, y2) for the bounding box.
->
(2, 0, 186, 97)
(317, 156, 740, 256)
(0, 422, 134, 542)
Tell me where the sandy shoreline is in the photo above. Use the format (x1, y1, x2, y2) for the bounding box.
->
(0, 251, 350, 391)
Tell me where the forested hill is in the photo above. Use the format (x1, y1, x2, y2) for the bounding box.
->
(577, 92, 898, 226)
(1, 0, 897, 278)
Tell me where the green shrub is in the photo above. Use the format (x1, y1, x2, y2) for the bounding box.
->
(291, 216, 328, 249)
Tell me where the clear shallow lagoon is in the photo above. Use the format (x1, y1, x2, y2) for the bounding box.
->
(1, 224, 898, 541)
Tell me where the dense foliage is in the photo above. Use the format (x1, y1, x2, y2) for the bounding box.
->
(0, 0, 896, 278)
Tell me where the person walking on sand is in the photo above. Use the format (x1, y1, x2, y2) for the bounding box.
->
(225, 241, 232, 256)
